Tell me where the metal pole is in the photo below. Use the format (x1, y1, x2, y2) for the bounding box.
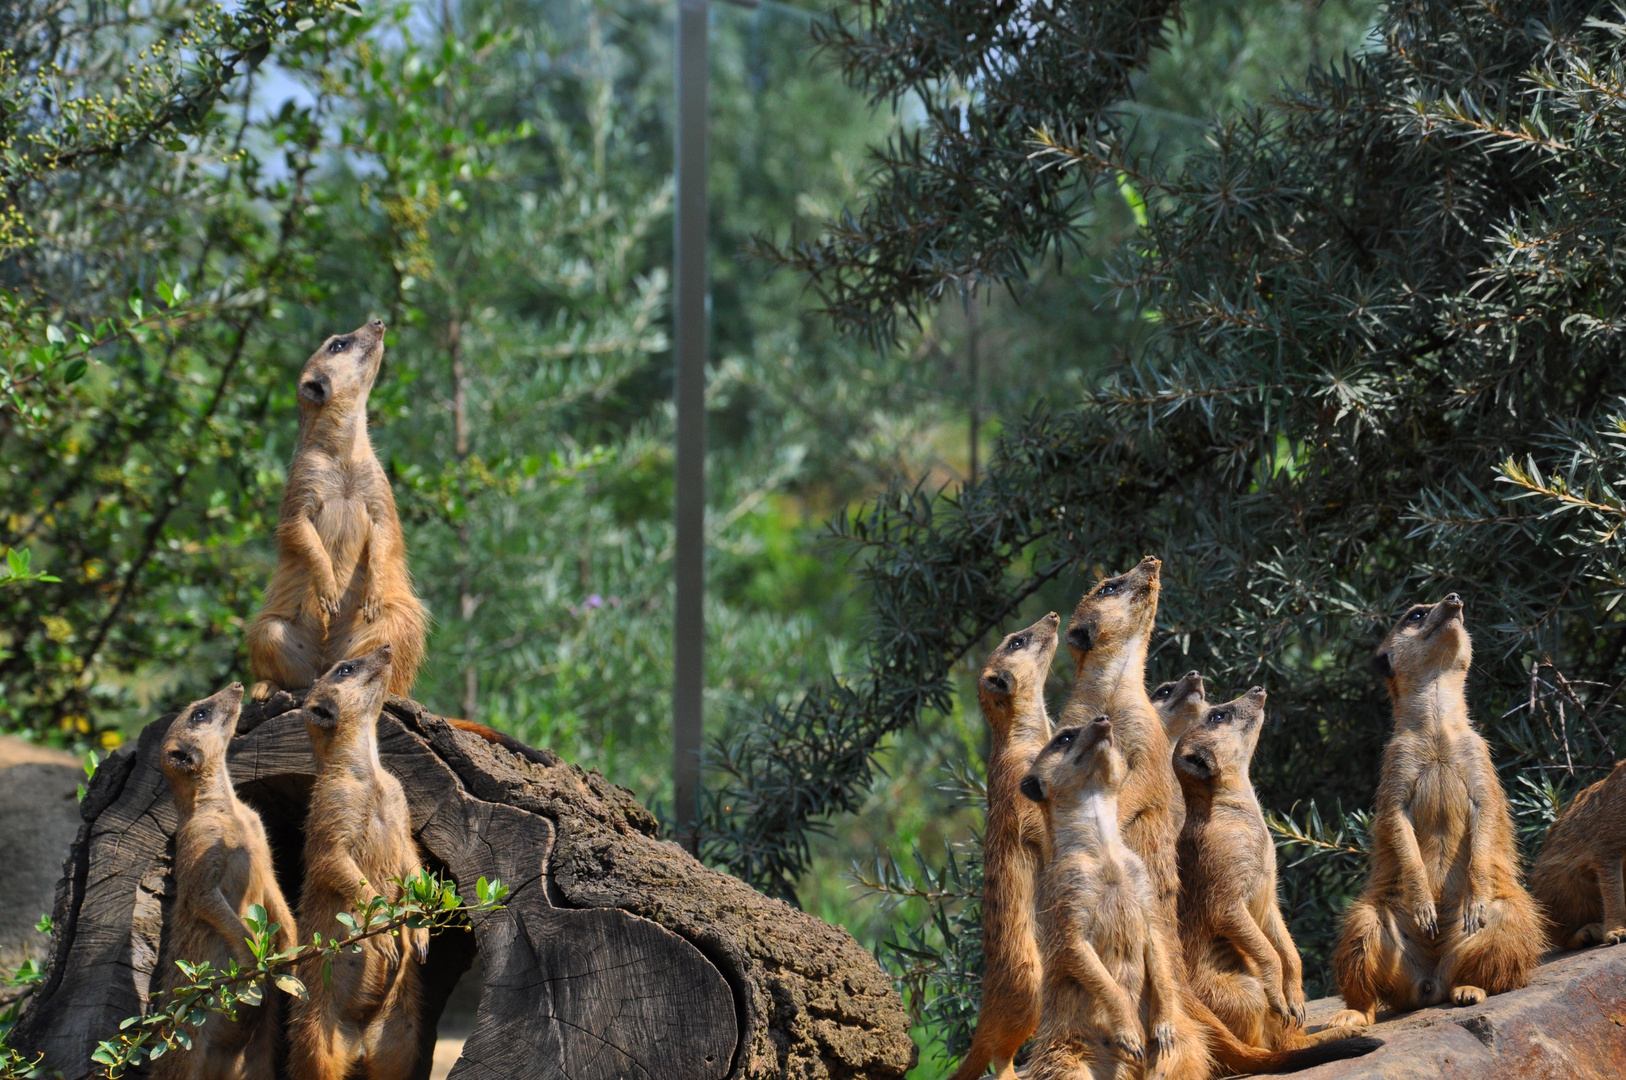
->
(672, 0, 708, 853)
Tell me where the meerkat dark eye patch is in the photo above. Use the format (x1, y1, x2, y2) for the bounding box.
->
(328, 337, 351, 354)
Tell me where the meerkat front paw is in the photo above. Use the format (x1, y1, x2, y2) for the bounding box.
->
(250, 680, 278, 702)
(408, 924, 430, 964)
(1103, 1032, 1144, 1065)
(1411, 895, 1440, 939)
(1286, 993, 1308, 1029)
(360, 593, 382, 622)
(1150, 1021, 1176, 1056)
(1327, 1008, 1374, 1028)
(1604, 926, 1626, 946)
(1459, 891, 1487, 935)
(1451, 985, 1487, 1007)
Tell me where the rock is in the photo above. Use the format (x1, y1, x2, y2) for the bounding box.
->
(0, 739, 83, 972)
(9, 693, 916, 1080)
(1298, 944, 1626, 1079)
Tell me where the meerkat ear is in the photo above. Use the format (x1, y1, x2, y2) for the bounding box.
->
(1019, 775, 1046, 803)
(299, 371, 331, 405)
(980, 670, 1011, 695)
(1065, 623, 1093, 653)
(1372, 651, 1394, 680)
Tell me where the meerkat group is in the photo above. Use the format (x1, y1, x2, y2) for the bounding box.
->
(150, 322, 560, 1080)
(958, 559, 1626, 1078)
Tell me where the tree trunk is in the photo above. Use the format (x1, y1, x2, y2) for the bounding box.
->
(11, 693, 915, 1080)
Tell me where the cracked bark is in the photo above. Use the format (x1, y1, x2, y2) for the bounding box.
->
(11, 694, 915, 1080)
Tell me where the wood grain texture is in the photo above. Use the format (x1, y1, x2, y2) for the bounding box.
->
(12, 694, 913, 1080)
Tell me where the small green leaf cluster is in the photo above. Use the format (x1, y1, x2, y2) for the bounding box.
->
(73, 869, 504, 1080)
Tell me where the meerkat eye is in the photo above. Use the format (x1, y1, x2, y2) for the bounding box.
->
(1010, 635, 1027, 651)
(1058, 730, 1076, 745)
(328, 338, 349, 354)
(1099, 582, 1118, 596)
(1407, 609, 1426, 622)
(1153, 686, 1171, 700)
(1210, 710, 1229, 725)
(338, 664, 353, 676)
(191, 708, 207, 722)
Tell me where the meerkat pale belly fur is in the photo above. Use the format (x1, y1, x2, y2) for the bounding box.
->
(154, 683, 298, 1080)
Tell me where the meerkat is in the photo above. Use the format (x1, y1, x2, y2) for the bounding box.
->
(1021, 717, 1210, 1080)
(287, 646, 428, 1080)
(951, 613, 1060, 1080)
(1060, 556, 1184, 926)
(154, 682, 298, 1080)
(1175, 689, 1375, 1061)
(1331, 594, 1545, 1025)
(247, 319, 427, 702)
(244, 320, 549, 765)
(1151, 672, 1206, 744)
(1530, 759, 1626, 950)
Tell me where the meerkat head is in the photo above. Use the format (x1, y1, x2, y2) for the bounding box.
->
(977, 612, 1060, 732)
(1064, 556, 1161, 666)
(161, 682, 245, 783)
(1019, 714, 1125, 806)
(297, 318, 387, 414)
(1151, 669, 1206, 742)
(1174, 686, 1266, 787)
(1373, 593, 1470, 695)
(305, 644, 394, 732)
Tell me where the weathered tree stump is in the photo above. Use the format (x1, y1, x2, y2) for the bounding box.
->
(11, 693, 915, 1080)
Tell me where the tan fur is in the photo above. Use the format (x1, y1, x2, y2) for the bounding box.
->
(1175, 689, 1369, 1054)
(1023, 717, 1210, 1080)
(1150, 672, 1206, 746)
(154, 683, 298, 1080)
(1060, 557, 1183, 927)
(248, 320, 426, 701)
(1331, 595, 1545, 1025)
(1530, 759, 1626, 950)
(951, 613, 1060, 1080)
(287, 646, 426, 1080)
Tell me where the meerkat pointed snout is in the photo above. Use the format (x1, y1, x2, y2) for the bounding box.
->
(304, 644, 395, 728)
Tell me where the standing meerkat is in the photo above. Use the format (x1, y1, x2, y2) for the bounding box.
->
(288, 646, 427, 1080)
(1331, 595, 1545, 1025)
(248, 319, 427, 702)
(1021, 716, 1210, 1080)
(154, 682, 298, 1080)
(1529, 759, 1626, 950)
(1174, 689, 1376, 1064)
(1151, 672, 1206, 744)
(1060, 556, 1183, 926)
(951, 612, 1060, 1080)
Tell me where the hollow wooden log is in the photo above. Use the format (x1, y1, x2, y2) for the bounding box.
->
(11, 693, 915, 1080)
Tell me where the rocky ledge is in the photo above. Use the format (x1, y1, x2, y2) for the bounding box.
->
(1299, 943, 1626, 1079)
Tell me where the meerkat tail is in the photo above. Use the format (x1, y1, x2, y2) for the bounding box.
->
(444, 717, 553, 766)
(1184, 989, 1381, 1074)
(945, 1044, 994, 1080)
